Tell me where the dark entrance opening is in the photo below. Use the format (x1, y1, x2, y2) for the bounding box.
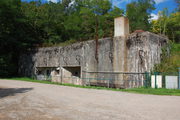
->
(63, 66, 81, 78)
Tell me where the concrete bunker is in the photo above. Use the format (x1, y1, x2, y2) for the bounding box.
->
(50, 66, 82, 85)
(36, 67, 58, 80)
(62, 66, 81, 78)
(19, 17, 168, 88)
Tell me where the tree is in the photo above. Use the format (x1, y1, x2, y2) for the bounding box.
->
(151, 10, 180, 43)
(22, 1, 67, 44)
(166, 12, 180, 43)
(175, 0, 180, 12)
(0, 0, 43, 77)
(22, 0, 123, 43)
(126, 0, 155, 32)
(152, 8, 168, 35)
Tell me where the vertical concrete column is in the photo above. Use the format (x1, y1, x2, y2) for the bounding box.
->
(114, 17, 129, 37)
(113, 17, 130, 88)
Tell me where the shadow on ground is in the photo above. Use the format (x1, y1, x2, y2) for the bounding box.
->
(0, 87, 33, 98)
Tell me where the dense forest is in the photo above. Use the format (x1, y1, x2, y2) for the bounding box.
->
(0, 0, 179, 77)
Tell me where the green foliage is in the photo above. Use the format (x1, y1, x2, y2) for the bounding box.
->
(166, 12, 180, 43)
(21, 0, 123, 43)
(157, 8, 168, 35)
(153, 43, 180, 72)
(175, 0, 180, 12)
(21, 1, 66, 43)
(64, 0, 123, 41)
(150, 9, 180, 72)
(151, 10, 180, 43)
(126, 0, 155, 32)
(0, 0, 44, 77)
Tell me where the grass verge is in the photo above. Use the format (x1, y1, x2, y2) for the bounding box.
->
(2, 77, 180, 96)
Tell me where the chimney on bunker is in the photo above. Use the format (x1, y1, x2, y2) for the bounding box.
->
(114, 17, 129, 37)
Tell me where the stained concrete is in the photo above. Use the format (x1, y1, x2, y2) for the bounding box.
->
(114, 17, 129, 37)
(18, 32, 168, 88)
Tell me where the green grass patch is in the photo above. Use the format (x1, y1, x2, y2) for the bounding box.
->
(121, 88, 180, 96)
(2, 77, 180, 96)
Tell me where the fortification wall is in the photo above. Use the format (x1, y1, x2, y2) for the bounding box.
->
(18, 32, 168, 88)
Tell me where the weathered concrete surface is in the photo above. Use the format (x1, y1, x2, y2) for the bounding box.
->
(1, 80, 180, 120)
(18, 32, 168, 88)
(126, 32, 168, 73)
(114, 17, 129, 37)
(19, 37, 114, 76)
(125, 32, 168, 87)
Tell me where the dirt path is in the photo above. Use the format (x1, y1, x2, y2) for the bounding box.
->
(0, 80, 180, 120)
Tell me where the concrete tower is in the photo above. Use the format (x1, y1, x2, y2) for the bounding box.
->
(114, 17, 129, 37)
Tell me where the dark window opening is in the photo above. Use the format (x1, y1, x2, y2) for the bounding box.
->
(46, 70, 50, 76)
(74, 71, 79, 76)
(63, 66, 81, 78)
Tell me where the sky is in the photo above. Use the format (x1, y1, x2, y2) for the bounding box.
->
(111, 0, 178, 20)
(22, 0, 178, 20)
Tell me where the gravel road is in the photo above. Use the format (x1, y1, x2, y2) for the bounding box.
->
(0, 80, 180, 120)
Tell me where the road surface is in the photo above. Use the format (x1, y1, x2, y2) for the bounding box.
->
(0, 80, 180, 120)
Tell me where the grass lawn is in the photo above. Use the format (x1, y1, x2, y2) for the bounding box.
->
(121, 88, 180, 96)
(2, 77, 180, 96)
